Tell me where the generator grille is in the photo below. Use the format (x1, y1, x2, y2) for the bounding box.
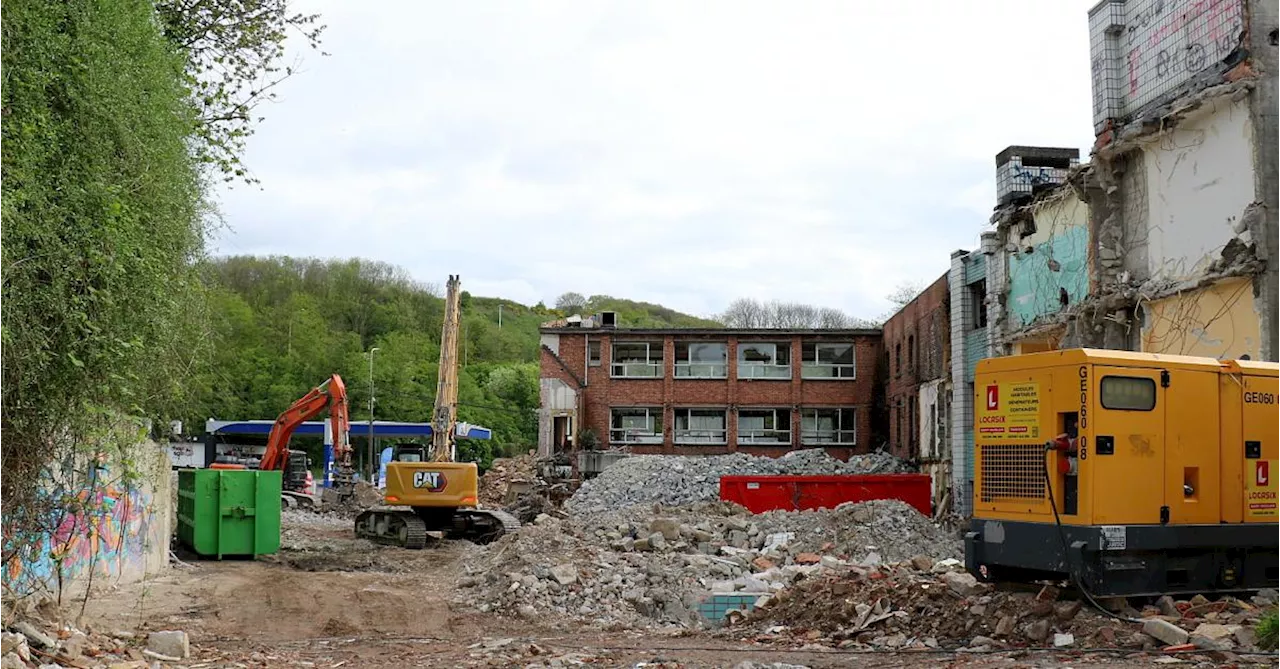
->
(980, 444, 1045, 502)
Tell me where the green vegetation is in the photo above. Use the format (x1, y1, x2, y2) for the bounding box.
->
(2, 0, 217, 600)
(191, 256, 716, 470)
(1258, 610, 1278, 651)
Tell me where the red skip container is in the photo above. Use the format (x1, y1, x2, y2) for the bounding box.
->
(719, 474, 932, 516)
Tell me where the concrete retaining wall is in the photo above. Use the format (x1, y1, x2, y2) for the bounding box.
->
(1, 440, 172, 602)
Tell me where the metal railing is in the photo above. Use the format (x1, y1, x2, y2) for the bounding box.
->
(611, 362, 662, 378)
(800, 429, 857, 445)
(609, 428, 663, 445)
(674, 428, 727, 444)
(737, 429, 791, 445)
(674, 362, 727, 378)
(737, 364, 791, 380)
(801, 362, 856, 379)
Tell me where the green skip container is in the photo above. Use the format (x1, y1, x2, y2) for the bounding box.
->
(177, 469, 281, 558)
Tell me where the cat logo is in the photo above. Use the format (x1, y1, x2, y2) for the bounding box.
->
(412, 471, 448, 492)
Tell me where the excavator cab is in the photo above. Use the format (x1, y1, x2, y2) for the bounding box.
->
(390, 443, 427, 462)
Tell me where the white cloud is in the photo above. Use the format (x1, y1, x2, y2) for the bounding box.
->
(212, 0, 1101, 321)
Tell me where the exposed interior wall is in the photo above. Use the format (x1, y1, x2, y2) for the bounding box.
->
(1140, 96, 1256, 283)
(1007, 192, 1091, 328)
(2, 440, 171, 601)
(1141, 276, 1261, 359)
(538, 377, 578, 457)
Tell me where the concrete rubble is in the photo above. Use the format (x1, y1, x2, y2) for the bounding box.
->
(455, 498, 957, 628)
(0, 617, 191, 669)
(564, 450, 911, 514)
(736, 566, 1279, 657)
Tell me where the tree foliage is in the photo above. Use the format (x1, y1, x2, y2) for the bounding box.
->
(189, 257, 718, 470)
(719, 298, 872, 329)
(1, 0, 211, 588)
(554, 291, 586, 312)
(154, 0, 327, 183)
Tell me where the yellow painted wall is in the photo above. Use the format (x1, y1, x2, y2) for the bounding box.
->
(1141, 277, 1260, 360)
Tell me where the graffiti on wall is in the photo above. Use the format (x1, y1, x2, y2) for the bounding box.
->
(1090, 0, 1245, 125)
(1, 463, 155, 598)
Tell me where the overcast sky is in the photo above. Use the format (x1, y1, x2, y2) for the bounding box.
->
(211, 0, 1100, 321)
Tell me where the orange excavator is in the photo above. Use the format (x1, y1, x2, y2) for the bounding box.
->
(215, 374, 355, 508)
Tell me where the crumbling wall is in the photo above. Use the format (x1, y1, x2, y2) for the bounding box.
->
(1140, 96, 1256, 282)
(1141, 276, 1261, 358)
(1004, 191, 1090, 329)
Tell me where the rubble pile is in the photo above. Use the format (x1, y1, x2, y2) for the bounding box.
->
(743, 563, 1279, 656)
(565, 450, 911, 514)
(480, 451, 538, 507)
(1, 616, 192, 668)
(455, 499, 957, 629)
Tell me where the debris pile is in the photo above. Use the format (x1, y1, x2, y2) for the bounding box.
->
(742, 562, 1279, 656)
(565, 450, 911, 514)
(455, 499, 956, 629)
(1, 616, 191, 668)
(480, 451, 538, 507)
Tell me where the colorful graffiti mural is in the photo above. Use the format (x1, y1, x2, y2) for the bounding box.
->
(2, 465, 155, 598)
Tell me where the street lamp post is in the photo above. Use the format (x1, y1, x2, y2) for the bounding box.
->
(368, 346, 380, 482)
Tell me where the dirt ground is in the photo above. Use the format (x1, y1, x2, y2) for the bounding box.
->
(73, 516, 1265, 668)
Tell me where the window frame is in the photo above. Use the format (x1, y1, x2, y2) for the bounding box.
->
(610, 341, 663, 378)
(737, 407, 792, 445)
(673, 407, 728, 445)
(800, 407, 858, 446)
(674, 341, 728, 379)
(801, 341, 857, 380)
(588, 339, 601, 367)
(737, 342, 792, 380)
(609, 407, 664, 444)
(1099, 375, 1157, 411)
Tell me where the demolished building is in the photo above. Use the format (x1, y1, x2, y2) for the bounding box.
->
(984, 0, 1278, 361)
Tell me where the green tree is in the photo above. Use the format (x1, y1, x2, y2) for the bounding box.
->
(154, 0, 327, 183)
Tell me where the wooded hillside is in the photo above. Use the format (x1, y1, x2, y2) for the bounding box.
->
(191, 256, 719, 468)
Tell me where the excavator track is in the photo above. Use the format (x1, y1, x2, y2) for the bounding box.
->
(354, 506, 520, 549)
(453, 508, 521, 545)
(354, 507, 432, 549)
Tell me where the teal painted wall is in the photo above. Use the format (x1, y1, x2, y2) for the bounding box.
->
(1007, 226, 1088, 328)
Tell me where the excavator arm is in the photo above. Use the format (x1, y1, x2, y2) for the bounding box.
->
(260, 374, 353, 491)
(431, 275, 462, 462)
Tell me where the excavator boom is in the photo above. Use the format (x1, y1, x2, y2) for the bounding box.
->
(260, 374, 354, 496)
(432, 275, 462, 462)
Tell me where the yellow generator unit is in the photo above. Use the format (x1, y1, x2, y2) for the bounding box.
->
(965, 349, 1278, 597)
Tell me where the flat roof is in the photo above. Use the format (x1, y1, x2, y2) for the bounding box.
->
(539, 327, 881, 336)
(976, 348, 1270, 374)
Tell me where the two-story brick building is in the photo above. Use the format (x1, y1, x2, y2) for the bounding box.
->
(538, 315, 882, 462)
(883, 273, 950, 461)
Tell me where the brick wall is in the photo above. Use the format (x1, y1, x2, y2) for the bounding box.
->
(882, 273, 949, 460)
(539, 330, 882, 460)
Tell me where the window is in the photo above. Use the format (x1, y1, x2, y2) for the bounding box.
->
(1100, 376, 1157, 411)
(674, 408, 727, 444)
(675, 341, 727, 378)
(894, 343, 901, 378)
(802, 342, 856, 379)
(611, 341, 663, 378)
(907, 335, 915, 376)
(737, 408, 791, 445)
(588, 339, 601, 367)
(801, 407, 857, 445)
(738, 342, 791, 379)
(970, 281, 988, 329)
(610, 408, 663, 444)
